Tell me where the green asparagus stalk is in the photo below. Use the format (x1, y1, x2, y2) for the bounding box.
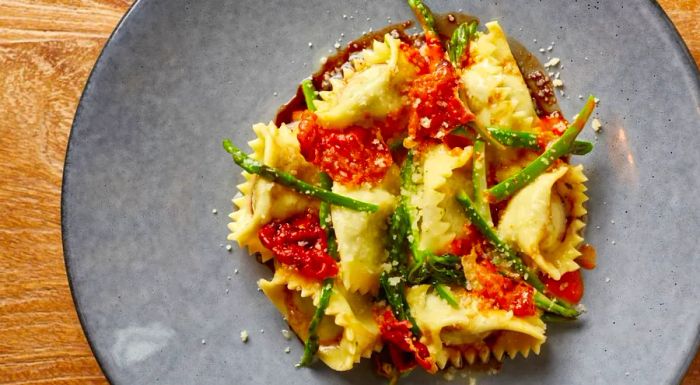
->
(534, 292, 580, 319)
(299, 173, 338, 366)
(400, 151, 423, 260)
(447, 22, 505, 150)
(456, 192, 527, 276)
(487, 127, 594, 156)
(433, 282, 459, 308)
(455, 192, 580, 318)
(380, 199, 423, 335)
(380, 275, 421, 337)
(540, 312, 578, 323)
(317, 172, 338, 258)
(223, 140, 378, 212)
(407, 0, 436, 34)
(472, 140, 492, 226)
(570, 140, 594, 156)
(301, 78, 318, 112)
(487, 96, 596, 202)
(448, 21, 478, 66)
(298, 279, 334, 366)
(425, 253, 465, 286)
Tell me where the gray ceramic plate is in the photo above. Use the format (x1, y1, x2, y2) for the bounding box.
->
(63, 1, 700, 384)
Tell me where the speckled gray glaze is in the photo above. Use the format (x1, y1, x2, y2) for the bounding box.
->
(62, 1, 700, 384)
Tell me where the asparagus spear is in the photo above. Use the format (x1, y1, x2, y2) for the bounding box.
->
(448, 21, 478, 66)
(318, 172, 338, 258)
(456, 192, 528, 276)
(455, 192, 580, 318)
(301, 78, 318, 112)
(299, 173, 337, 366)
(400, 151, 423, 260)
(447, 24, 505, 150)
(487, 127, 594, 156)
(487, 96, 596, 202)
(298, 279, 334, 366)
(407, 0, 436, 34)
(570, 140, 594, 156)
(540, 312, 578, 323)
(223, 140, 378, 212)
(380, 204, 422, 336)
(534, 292, 581, 319)
(472, 140, 492, 226)
(433, 283, 459, 308)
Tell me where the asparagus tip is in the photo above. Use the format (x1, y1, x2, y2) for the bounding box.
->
(222, 138, 235, 154)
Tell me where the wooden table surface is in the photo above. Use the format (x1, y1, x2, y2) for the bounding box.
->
(0, 1, 698, 384)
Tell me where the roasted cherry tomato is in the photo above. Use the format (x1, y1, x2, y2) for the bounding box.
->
(375, 309, 436, 373)
(407, 61, 474, 142)
(258, 210, 337, 280)
(297, 111, 392, 186)
(542, 270, 584, 304)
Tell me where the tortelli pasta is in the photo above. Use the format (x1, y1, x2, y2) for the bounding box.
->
(223, 2, 597, 382)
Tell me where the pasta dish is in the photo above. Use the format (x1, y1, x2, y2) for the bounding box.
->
(223, 1, 597, 382)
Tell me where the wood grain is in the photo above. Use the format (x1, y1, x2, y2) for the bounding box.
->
(0, 1, 697, 384)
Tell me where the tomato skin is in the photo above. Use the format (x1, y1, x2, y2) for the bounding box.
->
(297, 111, 392, 186)
(542, 270, 585, 304)
(258, 210, 338, 280)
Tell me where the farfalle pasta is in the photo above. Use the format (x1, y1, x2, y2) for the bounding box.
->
(497, 164, 588, 280)
(223, 1, 597, 382)
(406, 284, 546, 369)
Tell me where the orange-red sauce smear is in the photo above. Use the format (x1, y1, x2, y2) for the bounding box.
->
(258, 209, 338, 280)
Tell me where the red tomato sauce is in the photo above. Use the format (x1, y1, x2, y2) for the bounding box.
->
(474, 259, 536, 317)
(258, 209, 338, 280)
(407, 60, 474, 142)
(421, 33, 447, 71)
(297, 111, 393, 186)
(540, 111, 569, 136)
(375, 309, 436, 373)
(449, 225, 486, 256)
(400, 42, 430, 75)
